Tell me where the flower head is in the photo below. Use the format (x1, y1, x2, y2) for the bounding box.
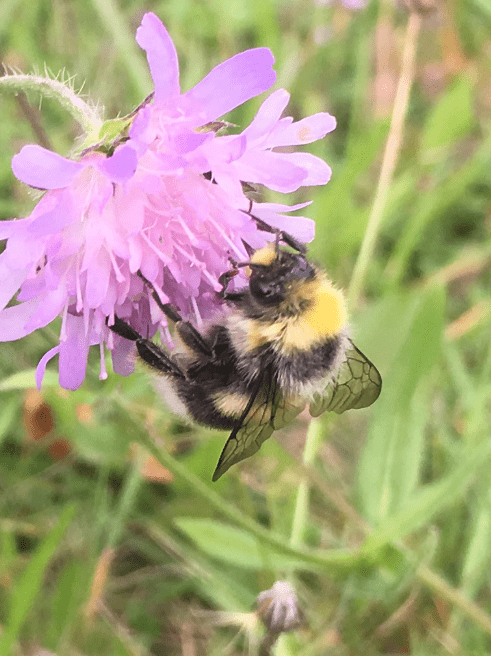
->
(256, 581, 303, 633)
(1, 13, 336, 390)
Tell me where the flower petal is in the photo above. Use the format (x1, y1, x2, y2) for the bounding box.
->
(0, 217, 32, 240)
(85, 248, 111, 308)
(234, 150, 308, 192)
(136, 12, 180, 104)
(267, 112, 337, 147)
(0, 299, 41, 341)
(27, 190, 76, 236)
(129, 105, 152, 151)
(344, 0, 368, 8)
(183, 48, 276, 125)
(251, 203, 316, 243)
(12, 145, 84, 189)
(281, 152, 332, 186)
(96, 144, 138, 183)
(111, 337, 136, 376)
(36, 345, 61, 389)
(23, 286, 68, 333)
(243, 89, 290, 142)
(0, 251, 30, 311)
(58, 313, 90, 390)
(172, 131, 211, 155)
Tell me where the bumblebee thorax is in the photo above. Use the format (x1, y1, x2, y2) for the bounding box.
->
(239, 273, 348, 353)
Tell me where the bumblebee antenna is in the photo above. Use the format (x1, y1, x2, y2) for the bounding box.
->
(240, 201, 307, 256)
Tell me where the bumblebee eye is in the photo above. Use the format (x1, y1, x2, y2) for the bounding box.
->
(250, 278, 282, 304)
(259, 285, 275, 297)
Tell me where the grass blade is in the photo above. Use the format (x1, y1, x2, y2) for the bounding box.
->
(0, 504, 76, 656)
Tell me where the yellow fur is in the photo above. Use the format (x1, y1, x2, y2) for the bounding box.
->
(247, 276, 347, 353)
(289, 278, 347, 345)
(212, 391, 249, 418)
(249, 244, 277, 267)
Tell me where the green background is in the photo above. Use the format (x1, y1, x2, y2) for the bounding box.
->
(1, 0, 491, 654)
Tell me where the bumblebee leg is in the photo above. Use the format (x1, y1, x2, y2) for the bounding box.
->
(109, 316, 141, 341)
(217, 266, 247, 304)
(175, 322, 213, 357)
(274, 229, 306, 256)
(136, 271, 183, 323)
(136, 271, 213, 357)
(218, 268, 239, 297)
(108, 316, 185, 379)
(136, 339, 186, 378)
(220, 291, 247, 303)
(154, 304, 214, 358)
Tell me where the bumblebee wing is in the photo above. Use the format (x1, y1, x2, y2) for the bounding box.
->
(309, 339, 382, 416)
(212, 371, 306, 481)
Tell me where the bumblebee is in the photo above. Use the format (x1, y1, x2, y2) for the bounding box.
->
(109, 227, 382, 481)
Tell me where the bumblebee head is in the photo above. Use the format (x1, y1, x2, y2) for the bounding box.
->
(247, 244, 316, 307)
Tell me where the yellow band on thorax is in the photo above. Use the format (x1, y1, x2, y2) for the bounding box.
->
(246, 275, 347, 352)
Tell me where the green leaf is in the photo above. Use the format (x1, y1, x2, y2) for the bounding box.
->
(352, 291, 424, 374)
(0, 505, 76, 656)
(0, 399, 19, 449)
(45, 560, 86, 651)
(0, 369, 58, 391)
(422, 77, 475, 151)
(175, 518, 305, 571)
(357, 285, 445, 525)
(107, 461, 143, 547)
(386, 129, 491, 286)
(460, 481, 491, 598)
(0, 531, 17, 582)
(362, 439, 491, 555)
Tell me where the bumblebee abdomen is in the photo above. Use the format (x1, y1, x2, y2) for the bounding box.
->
(172, 323, 255, 430)
(275, 334, 345, 396)
(177, 379, 238, 430)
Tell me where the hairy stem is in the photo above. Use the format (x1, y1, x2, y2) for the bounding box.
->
(0, 73, 102, 136)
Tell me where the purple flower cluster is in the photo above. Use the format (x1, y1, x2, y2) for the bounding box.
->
(1, 13, 336, 390)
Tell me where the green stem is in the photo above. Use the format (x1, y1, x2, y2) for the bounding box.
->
(136, 415, 491, 637)
(107, 454, 143, 548)
(290, 418, 324, 549)
(0, 74, 102, 136)
(348, 11, 421, 306)
(417, 565, 491, 636)
(279, 421, 324, 656)
(90, 0, 152, 98)
(139, 428, 362, 573)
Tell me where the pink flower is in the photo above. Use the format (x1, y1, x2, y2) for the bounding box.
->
(1, 13, 336, 390)
(314, 0, 368, 7)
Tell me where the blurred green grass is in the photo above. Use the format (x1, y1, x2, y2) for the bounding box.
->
(2, 0, 491, 654)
